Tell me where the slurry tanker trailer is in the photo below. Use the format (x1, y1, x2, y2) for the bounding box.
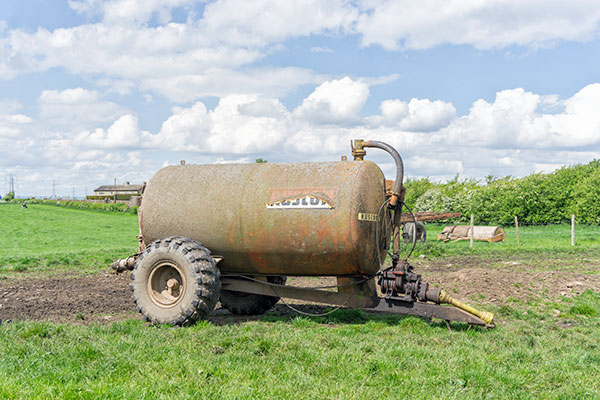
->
(113, 140, 494, 328)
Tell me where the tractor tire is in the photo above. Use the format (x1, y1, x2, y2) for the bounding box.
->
(130, 236, 221, 326)
(219, 276, 286, 315)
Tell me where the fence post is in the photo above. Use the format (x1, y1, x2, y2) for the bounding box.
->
(470, 214, 474, 248)
(571, 214, 575, 246)
(515, 216, 520, 247)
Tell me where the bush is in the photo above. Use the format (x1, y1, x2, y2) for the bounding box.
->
(407, 160, 600, 225)
(572, 168, 600, 224)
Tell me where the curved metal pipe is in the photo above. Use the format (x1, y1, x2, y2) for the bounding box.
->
(364, 140, 404, 207)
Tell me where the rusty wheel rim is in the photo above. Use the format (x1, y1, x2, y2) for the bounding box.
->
(147, 261, 186, 308)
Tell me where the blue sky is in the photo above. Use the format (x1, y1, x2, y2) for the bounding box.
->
(1, 0, 599, 197)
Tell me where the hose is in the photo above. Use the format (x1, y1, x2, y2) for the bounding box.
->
(364, 140, 404, 207)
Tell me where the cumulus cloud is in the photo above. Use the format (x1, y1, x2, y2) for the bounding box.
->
(147, 102, 210, 150)
(200, 0, 358, 47)
(293, 77, 369, 124)
(68, 0, 195, 24)
(38, 88, 126, 128)
(142, 67, 321, 102)
(0, 1, 349, 102)
(2, 76, 600, 196)
(74, 114, 143, 149)
(0, 98, 31, 140)
(444, 84, 600, 149)
(0, 113, 32, 138)
(204, 95, 291, 154)
(80, 81, 600, 164)
(373, 98, 456, 131)
(543, 83, 600, 147)
(106, 94, 291, 154)
(2, 0, 598, 105)
(355, 0, 600, 50)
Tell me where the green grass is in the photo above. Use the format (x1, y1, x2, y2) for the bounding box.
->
(410, 223, 600, 258)
(0, 294, 599, 399)
(0, 203, 138, 274)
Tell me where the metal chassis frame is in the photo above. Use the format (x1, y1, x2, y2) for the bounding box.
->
(221, 278, 492, 327)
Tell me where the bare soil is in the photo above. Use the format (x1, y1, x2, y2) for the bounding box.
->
(414, 255, 600, 304)
(1, 255, 598, 325)
(0, 273, 137, 325)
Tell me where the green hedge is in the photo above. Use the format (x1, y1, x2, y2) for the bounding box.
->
(24, 199, 139, 215)
(410, 160, 600, 225)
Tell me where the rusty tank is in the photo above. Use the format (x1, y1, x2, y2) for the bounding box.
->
(140, 160, 386, 276)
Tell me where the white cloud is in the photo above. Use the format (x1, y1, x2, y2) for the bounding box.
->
(374, 98, 456, 131)
(543, 83, 600, 147)
(83, 81, 599, 165)
(74, 114, 143, 148)
(293, 77, 369, 124)
(206, 95, 290, 154)
(111, 95, 291, 154)
(0, 113, 32, 138)
(147, 102, 210, 150)
(142, 67, 321, 102)
(213, 157, 251, 164)
(1, 23, 264, 100)
(38, 88, 126, 128)
(356, 0, 600, 50)
(2, 77, 600, 196)
(200, 0, 358, 47)
(444, 84, 600, 149)
(68, 0, 195, 24)
(0, 98, 31, 141)
(1, 0, 599, 108)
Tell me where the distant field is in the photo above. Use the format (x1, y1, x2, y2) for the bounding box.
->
(0, 203, 599, 399)
(0, 203, 138, 274)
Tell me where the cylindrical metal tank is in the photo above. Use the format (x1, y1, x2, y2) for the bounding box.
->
(140, 160, 386, 276)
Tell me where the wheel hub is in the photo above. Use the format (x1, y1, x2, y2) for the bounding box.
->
(148, 262, 186, 308)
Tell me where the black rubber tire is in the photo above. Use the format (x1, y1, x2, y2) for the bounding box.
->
(130, 236, 221, 326)
(219, 276, 286, 315)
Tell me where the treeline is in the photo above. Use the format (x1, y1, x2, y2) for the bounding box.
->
(404, 160, 600, 225)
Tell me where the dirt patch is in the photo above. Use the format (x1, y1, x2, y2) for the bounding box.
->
(0, 273, 138, 324)
(1, 255, 599, 325)
(414, 256, 600, 304)
(0, 273, 344, 325)
(424, 268, 600, 304)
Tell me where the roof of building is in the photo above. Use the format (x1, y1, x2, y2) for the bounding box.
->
(94, 184, 144, 192)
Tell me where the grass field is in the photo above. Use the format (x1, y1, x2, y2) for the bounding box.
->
(0, 203, 138, 274)
(0, 202, 599, 399)
(412, 223, 600, 257)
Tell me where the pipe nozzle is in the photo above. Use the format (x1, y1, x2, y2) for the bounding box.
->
(439, 289, 494, 324)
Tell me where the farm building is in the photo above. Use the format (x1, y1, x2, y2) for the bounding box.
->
(93, 182, 143, 196)
(88, 182, 144, 201)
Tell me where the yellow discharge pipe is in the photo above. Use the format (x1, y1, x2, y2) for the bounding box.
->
(439, 290, 494, 324)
